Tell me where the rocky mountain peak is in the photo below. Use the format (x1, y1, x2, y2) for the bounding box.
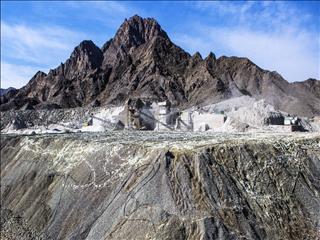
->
(71, 40, 99, 55)
(102, 15, 171, 67)
(292, 78, 320, 99)
(0, 87, 16, 97)
(192, 52, 203, 61)
(204, 52, 216, 69)
(1, 15, 319, 117)
(24, 71, 47, 87)
(69, 40, 103, 69)
(114, 15, 169, 48)
(304, 78, 319, 84)
(32, 71, 47, 79)
(189, 52, 203, 67)
(63, 40, 103, 77)
(205, 52, 216, 62)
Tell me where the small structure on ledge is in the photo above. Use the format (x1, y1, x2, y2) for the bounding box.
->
(176, 109, 226, 132)
(126, 98, 157, 130)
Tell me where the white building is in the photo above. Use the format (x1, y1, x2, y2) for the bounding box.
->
(156, 101, 175, 131)
(284, 116, 298, 125)
(176, 110, 226, 132)
(192, 111, 226, 131)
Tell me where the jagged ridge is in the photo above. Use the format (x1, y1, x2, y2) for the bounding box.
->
(1, 15, 319, 117)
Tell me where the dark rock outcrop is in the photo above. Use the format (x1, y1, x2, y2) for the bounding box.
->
(1, 15, 319, 117)
(0, 87, 16, 96)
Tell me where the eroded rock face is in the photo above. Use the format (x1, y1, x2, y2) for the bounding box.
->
(1, 15, 319, 117)
(1, 132, 319, 239)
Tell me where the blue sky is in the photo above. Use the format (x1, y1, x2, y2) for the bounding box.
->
(1, 1, 319, 88)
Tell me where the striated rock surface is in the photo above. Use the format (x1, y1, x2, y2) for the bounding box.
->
(0, 15, 319, 117)
(1, 132, 319, 239)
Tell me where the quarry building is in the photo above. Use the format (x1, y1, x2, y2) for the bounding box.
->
(1, 97, 311, 134)
(121, 98, 226, 132)
(110, 98, 304, 132)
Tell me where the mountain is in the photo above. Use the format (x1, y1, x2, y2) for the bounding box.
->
(1, 15, 319, 117)
(0, 87, 16, 96)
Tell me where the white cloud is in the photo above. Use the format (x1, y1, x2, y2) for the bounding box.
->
(194, 1, 312, 31)
(0, 1, 138, 89)
(173, 26, 319, 82)
(66, 1, 130, 15)
(2, 23, 68, 50)
(172, 34, 213, 57)
(173, 2, 320, 82)
(0, 2, 136, 89)
(90, 1, 131, 15)
(217, 28, 318, 82)
(64, 1, 137, 28)
(196, 1, 254, 16)
(0, 21, 90, 88)
(1, 21, 88, 66)
(0, 62, 45, 89)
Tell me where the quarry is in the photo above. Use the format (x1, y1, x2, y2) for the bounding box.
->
(1, 96, 319, 135)
(1, 97, 320, 240)
(1, 93, 320, 240)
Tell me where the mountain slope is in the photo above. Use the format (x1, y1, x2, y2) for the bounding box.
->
(1, 133, 319, 239)
(1, 15, 319, 117)
(0, 87, 16, 96)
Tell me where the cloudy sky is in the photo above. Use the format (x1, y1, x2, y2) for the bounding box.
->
(1, 1, 319, 88)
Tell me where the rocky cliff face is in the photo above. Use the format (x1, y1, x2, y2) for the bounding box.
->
(1, 15, 319, 117)
(1, 132, 319, 239)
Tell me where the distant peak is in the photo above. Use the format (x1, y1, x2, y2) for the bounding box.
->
(79, 40, 95, 47)
(305, 78, 319, 82)
(70, 40, 102, 61)
(112, 15, 169, 49)
(67, 40, 103, 71)
(205, 52, 216, 61)
(127, 14, 145, 22)
(192, 52, 203, 60)
(28, 71, 47, 82)
(294, 78, 320, 86)
(189, 52, 203, 67)
(35, 71, 47, 77)
(73, 40, 100, 54)
(126, 14, 158, 26)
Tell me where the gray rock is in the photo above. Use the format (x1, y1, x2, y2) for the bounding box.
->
(1, 132, 319, 239)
